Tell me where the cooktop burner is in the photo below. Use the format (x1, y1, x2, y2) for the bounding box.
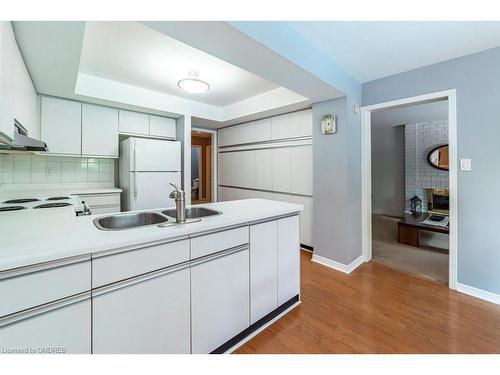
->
(3, 198, 40, 204)
(33, 202, 72, 209)
(0, 206, 26, 212)
(46, 196, 70, 201)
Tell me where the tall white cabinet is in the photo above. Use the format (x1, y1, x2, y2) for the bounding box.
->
(218, 109, 314, 247)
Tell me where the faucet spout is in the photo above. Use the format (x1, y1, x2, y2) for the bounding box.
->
(169, 183, 186, 223)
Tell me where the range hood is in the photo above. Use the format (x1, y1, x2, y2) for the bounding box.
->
(0, 121, 48, 152)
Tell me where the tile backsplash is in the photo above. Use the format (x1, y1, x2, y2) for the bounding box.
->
(0, 154, 115, 185)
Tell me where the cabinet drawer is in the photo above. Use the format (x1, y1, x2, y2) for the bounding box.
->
(75, 193, 120, 207)
(0, 259, 91, 318)
(190, 227, 248, 259)
(92, 239, 190, 288)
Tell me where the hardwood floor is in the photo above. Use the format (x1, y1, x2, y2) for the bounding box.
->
(235, 251, 500, 353)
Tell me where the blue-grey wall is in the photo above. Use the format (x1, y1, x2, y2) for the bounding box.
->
(313, 97, 362, 264)
(371, 124, 405, 217)
(363, 47, 500, 295)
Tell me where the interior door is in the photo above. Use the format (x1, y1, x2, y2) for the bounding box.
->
(134, 138, 181, 171)
(129, 172, 181, 210)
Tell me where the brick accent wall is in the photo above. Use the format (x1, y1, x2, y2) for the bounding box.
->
(405, 120, 448, 211)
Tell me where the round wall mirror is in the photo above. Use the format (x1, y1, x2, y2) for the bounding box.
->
(427, 145, 449, 170)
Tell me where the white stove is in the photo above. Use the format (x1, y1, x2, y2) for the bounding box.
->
(0, 195, 85, 215)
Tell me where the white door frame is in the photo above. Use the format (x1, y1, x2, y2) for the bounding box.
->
(361, 89, 458, 289)
(192, 127, 218, 202)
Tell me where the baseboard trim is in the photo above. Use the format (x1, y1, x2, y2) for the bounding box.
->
(300, 244, 313, 253)
(311, 254, 364, 274)
(211, 295, 300, 354)
(456, 283, 500, 305)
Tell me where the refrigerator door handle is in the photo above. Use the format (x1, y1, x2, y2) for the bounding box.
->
(133, 140, 138, 199)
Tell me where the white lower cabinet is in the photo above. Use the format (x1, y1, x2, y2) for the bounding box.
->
(250, 221, 278, 324)
(0, 298, 91, 354)
(92, 266, 190, 354)
(277, 216, 300, 305)
(191, 248, 250, 354)
(0, 219, 299, 354)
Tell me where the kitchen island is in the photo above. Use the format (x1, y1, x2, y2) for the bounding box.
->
(0, 199, 302, 354)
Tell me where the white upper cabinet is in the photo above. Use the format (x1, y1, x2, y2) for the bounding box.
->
(218, 123, 255, 147)
(118, 110, 149, 135)
(82, 103, 119, 157)
(217, 127, 230, 147)
(271, 113, 291, 140)
(13, 38, 37, 139)
(290, 109, 313, 138)
(0, 22, 16, 141)
(254, 118, 272, 142)
(238, 122, 256, 144)
(41, 96, 82, 155)
(0, 21, 37, 141)
(149, 115, 176, 139)
(291, 145, 313, 196)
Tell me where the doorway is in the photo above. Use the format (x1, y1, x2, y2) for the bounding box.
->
(371, 100, 449, 284)
(361, 90, 457, 289)
(191, 129, 215, 204)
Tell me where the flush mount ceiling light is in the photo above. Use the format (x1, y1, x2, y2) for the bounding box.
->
(177, 71, 210, 94)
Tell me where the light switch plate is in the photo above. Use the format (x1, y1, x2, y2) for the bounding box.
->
(460, 158, 472, 171)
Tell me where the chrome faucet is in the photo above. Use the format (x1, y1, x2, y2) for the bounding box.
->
(169, 183, 186, 223)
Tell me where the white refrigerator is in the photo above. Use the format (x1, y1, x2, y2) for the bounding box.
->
(119, 137, 181, 211)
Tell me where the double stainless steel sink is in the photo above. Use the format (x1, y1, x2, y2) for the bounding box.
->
(94, 207, 221, 231)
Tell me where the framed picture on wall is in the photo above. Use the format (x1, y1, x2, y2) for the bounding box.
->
(321, 114, 337, 135)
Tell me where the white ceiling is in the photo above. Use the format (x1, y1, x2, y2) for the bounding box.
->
(372, 100, 448, 128)
(289, 21, 500, 83)
(79, 22, 279, 107)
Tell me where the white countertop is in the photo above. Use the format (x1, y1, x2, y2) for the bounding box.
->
(0, 199, 302, 271)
